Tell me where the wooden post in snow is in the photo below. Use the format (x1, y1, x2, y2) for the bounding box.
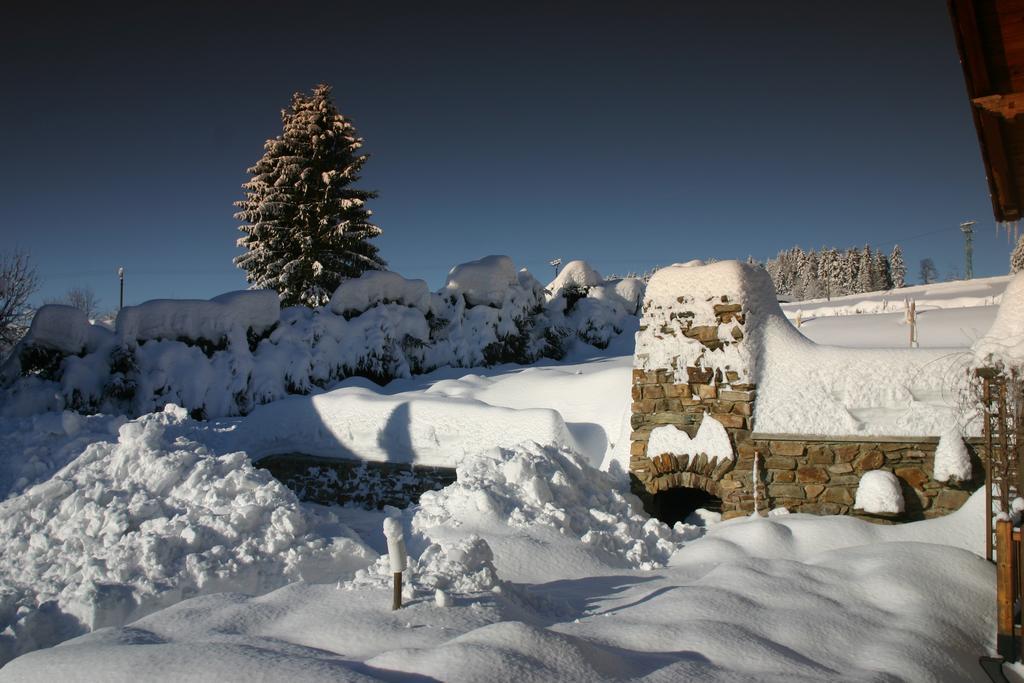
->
(996, 518, 1017, 661)
(383, 518, 407, 610)
(906, 299, 918, 348)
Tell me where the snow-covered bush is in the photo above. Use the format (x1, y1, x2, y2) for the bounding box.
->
(934, 427, 971, 483)
(854, 470, 905, 514)
(2, 258, 637, 420)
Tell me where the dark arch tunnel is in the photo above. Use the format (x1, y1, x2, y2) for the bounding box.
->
(645, 486, 723, 527)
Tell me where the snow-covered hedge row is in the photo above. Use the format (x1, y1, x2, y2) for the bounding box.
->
(1, 257, 643, 419)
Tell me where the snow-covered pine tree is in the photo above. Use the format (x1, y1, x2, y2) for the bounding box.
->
(1012, 233, 1024, 273)
(857, 246, 874, 293)
(235, 84, 386, 307)
(873, 250, 892, 290)
(890, 245, 906, 288)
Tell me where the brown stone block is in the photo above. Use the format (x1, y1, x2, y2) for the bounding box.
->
(774, 471, 795, 483)
(725, 370, 740, 382)
(904, 450, 928, 461)
(719, 390, 756, 402)
(731, 428, 753, 443)
(663, 383, 681, 398)
(632, 369, 646, 383)
(629, 427, 653, 441)
(768, 483, 805, 500)
(854, 450, 885, 472)
(719, 479, 743, 491)
(722, 510, 748, 521)
(630, 441, 647, 457)
(804, 484, 825, 499)
(797, 466, 830, 484)
(732, 402, 753, 417)
(880, 443, 905, 452)
(770, 441, 805, 457)
(676, 453, 690, 471)
(934, 489, 971, 511)
(833, 445, 859, 463)
(821, 487, 854, 505)
(713, 303, 742, 314)
(631, 414, 645, 430)
(650, 412, 686, 424)
(663, 398, 681, 412)
(696, 384, 718, 400)
(713, 413, 746, 429)
(693, 453, 709, 473)
(765, 456, 797, 470)
(895, 467, 928, 490)
(807, 446, 833, 464)
(731, 383, 756, 391)
(827, 463, 853, 474)
(644, 384, 665, 400)
(687, 367, 714, 384)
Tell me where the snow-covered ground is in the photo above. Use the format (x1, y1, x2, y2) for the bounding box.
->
(0, 272, 1015, 679)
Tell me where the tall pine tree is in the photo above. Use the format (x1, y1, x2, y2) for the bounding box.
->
(235, 84, 386, 307)
(890, 245, 906, 288)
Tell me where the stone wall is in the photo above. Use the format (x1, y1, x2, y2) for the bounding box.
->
(258, 453, 456, 509)
(629, 269, 981, 524)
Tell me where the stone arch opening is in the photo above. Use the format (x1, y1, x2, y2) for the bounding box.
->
(647, 486, 723, 527)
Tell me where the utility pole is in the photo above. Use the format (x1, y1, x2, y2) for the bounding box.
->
(960, 220, 976, 280)
(549, 258, 562, 278)
(118, 267, 125, 310)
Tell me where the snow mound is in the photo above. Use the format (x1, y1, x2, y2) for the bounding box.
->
(0, 405, 373, 665)
(443, 255, 518, 307)
(116, 290, 280, 343)
(546, 260, 602, 297)
(854, 470, 905, 514)
(646, 415, 733, 462)
(413, 442, 696, 579)
(233, 389, 578, 466)
(348, 534, 500, 598)
(329, 270, 430, 316)
(23, 305, 94, 354)
(934, 427, 972, 483)
(974, 270, 1024, 367)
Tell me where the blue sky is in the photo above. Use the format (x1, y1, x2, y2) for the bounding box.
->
(0, 1, 1012, 311)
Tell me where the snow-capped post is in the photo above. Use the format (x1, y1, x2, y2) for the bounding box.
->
(906, 299, 918, 348)
(383, 518, 407, 610)
(118, 267, 125, 310)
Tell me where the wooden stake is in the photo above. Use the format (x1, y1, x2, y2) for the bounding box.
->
(392, 571, 402, 610)
(996, 519, 1017, 661)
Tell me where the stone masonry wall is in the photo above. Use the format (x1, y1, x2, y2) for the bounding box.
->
(629, 287, 981, 523)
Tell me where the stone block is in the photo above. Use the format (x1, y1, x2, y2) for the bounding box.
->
(770, 441, 805, 457)
(774, 471, 795, 483)
(804, 484, 825, 499)
(807, 446, 833, 464)
(632, 369, 646, 383)
(630, 441, 647, 457)
(631, 385, 642, 400)
(827, 463, 853, 474)
(797, 466, 829, 484)
(685, 325, 720, 343)
(854, 450, 885, 472)
(712, 413, 746, 429)
(833, 444, 859, 462)
(687, 367, 714, 384)
(719, 390, 756, 402)
(644, 384, 665, 400)
(821, 487, 854, 505)
(895, 467, 928, 490)
(934, 489, 971, 511)
(713, 303, 742, 314)
(766, 456, 797, 470)
(650, 412, 686, 424)
(696, 384, 718, 399)
(733, 402, 753, 416)
(631, 414, 645, 430)
(768, 483, 805, 500)
(632, 399, 656, 414)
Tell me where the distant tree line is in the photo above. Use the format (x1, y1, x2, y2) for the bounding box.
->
(758, 245, 906, 301)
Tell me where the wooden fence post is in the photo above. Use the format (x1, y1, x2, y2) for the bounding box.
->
(997, 519, 1017, 661)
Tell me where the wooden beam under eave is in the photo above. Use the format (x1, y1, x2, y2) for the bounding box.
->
(974, 92, 1024, 118)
